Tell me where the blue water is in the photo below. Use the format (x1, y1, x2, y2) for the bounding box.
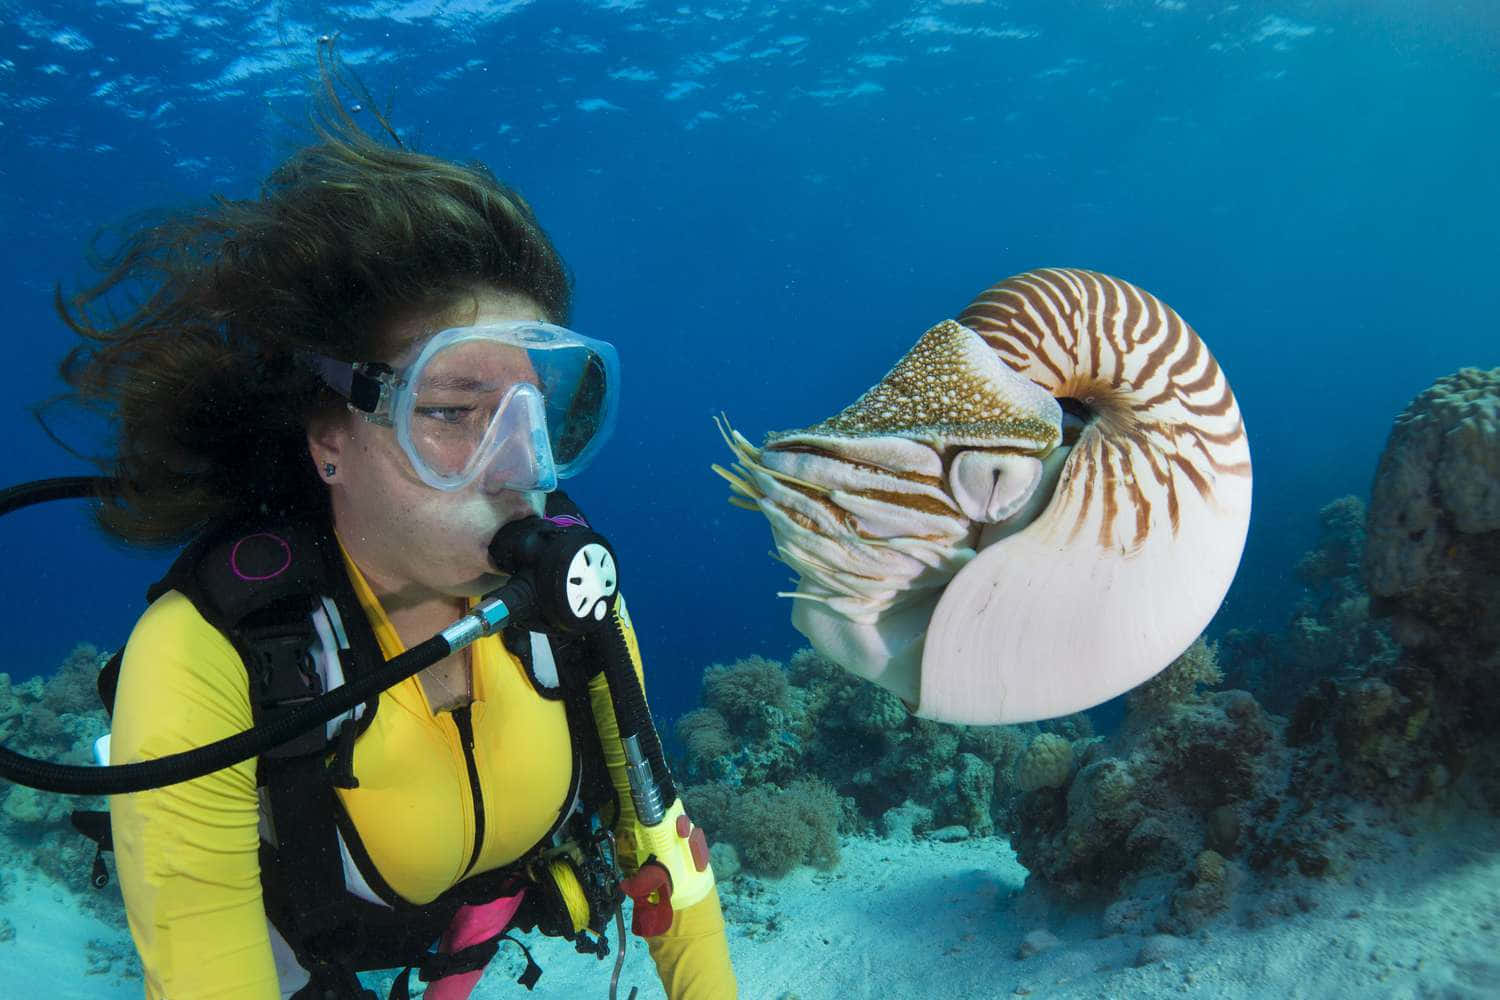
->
(1, 0, 1495, 732)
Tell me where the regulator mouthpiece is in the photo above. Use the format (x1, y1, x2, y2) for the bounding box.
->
(488, 513, 618, 634)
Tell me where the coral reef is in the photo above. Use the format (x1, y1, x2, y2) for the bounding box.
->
(1363, 368, 1500, 663)
(0, 644, 125, 930)
(675, 648, 1059, 877)
(999, 367, 1500, 940)
(1218, 497, 1398, 714)
(676, 707, 736, 777)
(1170, 849, 1238, 929)
(1013, 733, 1073, 793)
(682, 777, 842, 878)
(702, 655, 792, 732)
(1126, 638, 1223, 721)
(679, 654, 805, 789)
(1365, 367, 1500, 644)
(1347, 367, 1500, 809)
(1007, 652, 1282, 932)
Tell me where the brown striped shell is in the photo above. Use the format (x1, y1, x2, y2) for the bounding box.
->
(958, 268, 1250, 552)
(716, 267, 1252, 724)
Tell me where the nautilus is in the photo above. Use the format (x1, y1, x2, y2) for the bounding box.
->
(715, 268, 1252, 725)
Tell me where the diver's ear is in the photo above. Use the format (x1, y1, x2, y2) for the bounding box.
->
(306, 410, 350, 479)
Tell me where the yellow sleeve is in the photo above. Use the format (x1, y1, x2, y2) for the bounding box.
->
(109, 590, 280, 1000)
(586, 596, 739, 1000)
(643, 886, 737, 1000)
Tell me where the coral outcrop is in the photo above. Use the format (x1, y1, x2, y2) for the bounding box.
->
(0, 645, 125, 931)
(1318, 366, 1500, 809)
(1364, 367, 1500, 656)
(682, 777, 843, 878)
(1007, 636, 1283, 932)
(1002, 367, 1500, 938)
(1218, 497, 1399, 714)
(1013, 733, 1073, 793)
(1126, 637, 1223, 719)
(675, 647, 1068, 877)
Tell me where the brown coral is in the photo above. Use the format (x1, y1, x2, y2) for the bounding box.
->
(1169, 849, 1238, 932)
(1358, 367, 1500, 808)
(1364, 366, 1500, 651)
(702, 655, 792, 736)
(677, 708, 736, 776)
(719, 778, 843, 878)
(1126, 637, 1223, 720)
(1014, 733, 1073, 792)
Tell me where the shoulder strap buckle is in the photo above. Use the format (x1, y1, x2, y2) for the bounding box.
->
(243, 618, 329, 759)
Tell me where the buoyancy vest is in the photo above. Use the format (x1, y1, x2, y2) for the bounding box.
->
(74, 495, 625, 999)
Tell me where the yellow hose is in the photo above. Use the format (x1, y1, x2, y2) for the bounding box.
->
(547, 858, 591, 934)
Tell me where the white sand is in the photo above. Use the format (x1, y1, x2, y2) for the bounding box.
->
(2, 868, 140, 999)
(488, 816, 1500, 1000)
(6, 817, 1498, 999)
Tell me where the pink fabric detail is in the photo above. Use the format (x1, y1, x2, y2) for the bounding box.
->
(422, 891, 526, 1000)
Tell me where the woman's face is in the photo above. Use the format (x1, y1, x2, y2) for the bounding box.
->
(309, 288, 549, 607)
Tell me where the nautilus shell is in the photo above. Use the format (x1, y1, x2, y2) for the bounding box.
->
(715, 268, 1252, 725)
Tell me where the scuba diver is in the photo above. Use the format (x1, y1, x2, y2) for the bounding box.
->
(1, 52, 736, 1000)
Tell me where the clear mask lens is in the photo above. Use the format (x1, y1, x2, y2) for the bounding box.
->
(470, 384, 557, 493)
(394, 324, 617, 492)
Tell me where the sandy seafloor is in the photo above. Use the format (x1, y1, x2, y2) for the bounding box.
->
(6, 813, 1499, 1000)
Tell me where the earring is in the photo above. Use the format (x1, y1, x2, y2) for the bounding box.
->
(323, 462, 337, 479)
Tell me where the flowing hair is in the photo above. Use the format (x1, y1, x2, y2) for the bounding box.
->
(46, 40, 572, 546)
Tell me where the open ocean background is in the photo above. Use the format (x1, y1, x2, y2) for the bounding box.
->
(2, 0, 1495, 732)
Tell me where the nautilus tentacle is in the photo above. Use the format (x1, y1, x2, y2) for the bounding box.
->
(717, 268, 1251, 725)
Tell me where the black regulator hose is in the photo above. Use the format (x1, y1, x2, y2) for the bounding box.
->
(0, 476, 519, 795)
(2, 631, 461, 796)
(587, 615, 678, 820)
(0, 475, 112, 516)
(488, 506, 676, 820)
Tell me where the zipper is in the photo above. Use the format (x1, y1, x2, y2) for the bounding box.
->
(451, 705, 486, 878)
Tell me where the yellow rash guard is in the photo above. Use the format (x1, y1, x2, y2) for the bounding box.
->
(109, 549, 737, 1000)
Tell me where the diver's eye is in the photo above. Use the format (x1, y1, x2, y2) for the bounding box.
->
(415, 405, 474, 425)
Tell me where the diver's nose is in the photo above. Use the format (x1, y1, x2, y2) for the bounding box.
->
(477, 429, 557, 494)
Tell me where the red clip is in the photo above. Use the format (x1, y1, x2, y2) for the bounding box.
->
(620, 861, 673, 937)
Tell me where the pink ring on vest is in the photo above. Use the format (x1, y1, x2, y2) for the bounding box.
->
(230, 533, 293, 581)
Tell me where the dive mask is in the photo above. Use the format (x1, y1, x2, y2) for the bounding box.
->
(306, 321, 619, 492)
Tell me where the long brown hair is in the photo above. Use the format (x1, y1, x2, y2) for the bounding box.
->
(49, 43, 572, 546)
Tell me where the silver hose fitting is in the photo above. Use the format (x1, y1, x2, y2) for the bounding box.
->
(622, 735, 664, 826)
(439, 593, 513, 652)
